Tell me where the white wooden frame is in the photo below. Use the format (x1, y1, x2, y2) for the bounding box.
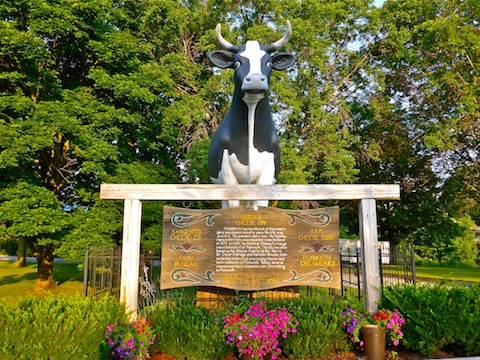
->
(100, 184, 400, 319)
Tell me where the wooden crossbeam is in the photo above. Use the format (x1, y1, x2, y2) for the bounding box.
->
(100, 184, 400, 201)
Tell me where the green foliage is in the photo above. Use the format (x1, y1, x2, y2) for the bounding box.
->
(146, 296, 362, 359)
(0, 294, 128, 359)
(55, 200, 123, 263)
(185, 139, 211, 183)
(0, 182, 67, 238)
(273, 297, 363, 359)
(379, 283, 480, 357)
(102, 316, 156, 359)
(0, 237, 17, 255)
(450, 215, 479, 266)
(0, 289, 479, 359)
(352, 0, 480, 245)
(411, 214, 479, 266)
(1, 0, 479, 266)
(148, 302, 231, 360)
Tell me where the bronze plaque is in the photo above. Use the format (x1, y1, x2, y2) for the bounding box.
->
(161, 206, 340, 291)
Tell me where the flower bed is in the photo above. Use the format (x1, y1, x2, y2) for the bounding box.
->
(223, 301, 299, 360)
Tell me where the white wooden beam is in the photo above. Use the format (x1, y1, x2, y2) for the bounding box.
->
(120, 199, 142, 321)
(100, 184, 400, 201)
(359, 199, 381, 313)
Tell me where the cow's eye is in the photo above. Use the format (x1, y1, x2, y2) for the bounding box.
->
(266, 61, 272, 68)
(234, 61, 241, 68)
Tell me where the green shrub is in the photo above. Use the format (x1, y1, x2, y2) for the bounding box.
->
(147, 296, 367, 359)
(379, 282, 480, 357)
(265, 296, 362, 359)
(147, 296, 361, 360)
(148, 301, 231, 360)
(0, 237, 18, 256)
(0, 294, 128, 359)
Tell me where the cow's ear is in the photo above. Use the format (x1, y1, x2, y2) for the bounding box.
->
(208, 50, 236, 68)
(269, 52, 297, 70)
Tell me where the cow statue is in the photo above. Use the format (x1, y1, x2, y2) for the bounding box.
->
(207, 21, 296, 209)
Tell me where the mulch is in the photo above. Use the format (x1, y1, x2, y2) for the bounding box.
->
(151, 348, 457, 360)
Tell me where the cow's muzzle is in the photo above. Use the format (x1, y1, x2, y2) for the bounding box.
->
(241, 73, 269, 93)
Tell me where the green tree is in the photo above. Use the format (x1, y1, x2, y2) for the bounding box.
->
(347, 0, 479, 256)
(2, 0, 479, 289)
(0, 0, 181, 287)
(0, 182, 68, 290)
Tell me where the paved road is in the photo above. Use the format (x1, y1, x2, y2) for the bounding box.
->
(0, 255, 69, 263)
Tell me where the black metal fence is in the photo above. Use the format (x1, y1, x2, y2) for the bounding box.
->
(83, 246, 122, 298)
(340, 246, 416, 298)
(379, 246, 416, 287)
(84, 245, 415, 307)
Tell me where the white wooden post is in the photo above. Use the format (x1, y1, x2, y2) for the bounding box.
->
(120, 199, 142, 320)
(358, 199, 381, 313)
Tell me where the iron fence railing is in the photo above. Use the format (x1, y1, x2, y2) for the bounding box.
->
(340, 245, 416, 298)
(379, 246, 416, 287)
(83, 246, 122, 298)
(84, 244, 416, 307)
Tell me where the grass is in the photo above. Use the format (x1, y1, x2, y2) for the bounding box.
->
(415, 264, 480, 283)
(0, 260, 84, 306)
(1, 258, 479, 308)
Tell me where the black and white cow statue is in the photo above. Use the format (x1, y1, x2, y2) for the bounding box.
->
(207, 21, 296, 209)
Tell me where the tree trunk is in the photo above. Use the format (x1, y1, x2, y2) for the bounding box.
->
(33, 244, 55, 292)
(14, 237, 28, 267)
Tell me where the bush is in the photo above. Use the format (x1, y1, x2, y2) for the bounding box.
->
(379, 282, 480, 357)
(0, 237, 17, 256)
(148, 301, 231, 360)
(1, 286, 479, 359)
(0, 294, 128, 359)
(146, 296, 362, 360)
(273, 297, 362, 359)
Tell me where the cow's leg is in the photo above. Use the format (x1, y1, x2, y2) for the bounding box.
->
(225, 199, 240, 208)
(246, 154, 276, 210)
(211, 149, 240, 208)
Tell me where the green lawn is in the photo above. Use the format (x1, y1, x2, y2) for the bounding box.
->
(0, 260, 84, 306)
(415, 264, 480, 283)
(1, 259, 479, 308)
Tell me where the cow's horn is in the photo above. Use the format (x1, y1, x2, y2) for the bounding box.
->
(265, 20, 292, 52)
(215, 24, 240, 53)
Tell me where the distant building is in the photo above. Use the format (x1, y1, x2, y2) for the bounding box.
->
(340, 239, 391, 264)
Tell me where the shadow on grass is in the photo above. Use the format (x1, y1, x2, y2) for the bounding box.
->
(0, 271, 37, 286)
(53, 263, 84, 285)
(0, 262, 37, 287)
(0, 261, 83, 286)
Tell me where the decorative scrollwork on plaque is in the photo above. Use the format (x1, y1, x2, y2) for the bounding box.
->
(282, 212, 331, 227)
(171, 212, 220, 228)
(169, 243, 206, 253)
(170, 268, 218, 284)
(299, 242, 336, 253)
(285, 269, 332, 283)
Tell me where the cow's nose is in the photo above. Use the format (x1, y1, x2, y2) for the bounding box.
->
(245, 75, 266, 82)
(241, 73, 269, 93)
